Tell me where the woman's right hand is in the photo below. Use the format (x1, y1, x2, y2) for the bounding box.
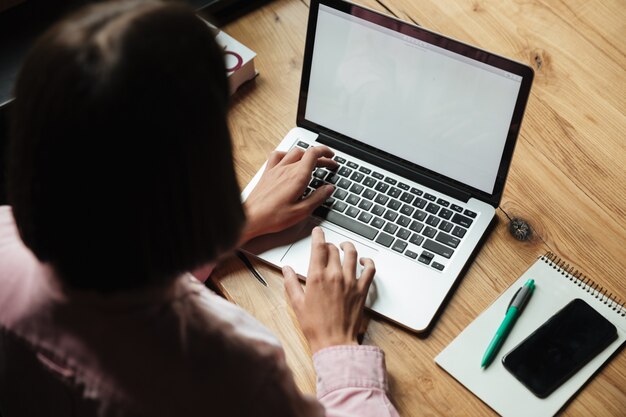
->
(283, 227, 376, 354)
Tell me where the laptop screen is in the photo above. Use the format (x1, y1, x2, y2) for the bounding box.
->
(303, 4, 524, 195)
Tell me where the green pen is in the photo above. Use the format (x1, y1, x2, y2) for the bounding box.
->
(481, 279, 535, 368)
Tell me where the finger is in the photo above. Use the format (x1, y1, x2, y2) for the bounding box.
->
(267, 151, 287, 169)
(283, 266, 304, 310)
(309, 227, 328, 269)
(300, 146, 335, 172)
(340, 242, 358, 281)
(316, 157, 339, 170)
(326, 243, 342, 277)
(357, 257, 376, 294)
(279, 147, 306, 165)
(298, 185, 334, 211)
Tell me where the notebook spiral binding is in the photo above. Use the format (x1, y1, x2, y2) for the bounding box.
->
(541, 252, 625, 318)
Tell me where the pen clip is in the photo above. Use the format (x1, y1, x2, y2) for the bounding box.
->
(506, 287, 522, 313)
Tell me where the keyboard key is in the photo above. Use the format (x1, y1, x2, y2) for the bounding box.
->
(309, 179, 323, 188)
(387, 199, 402, 210)
(314, 207, 378, 240)
(412, 210, 427, 222)
(334, 201, 347, 212)
(297, 141, 309, 148)
(464, 209, 477, 218)
(405, 250, 418, 259)
(426, 215, 440, 227)
(358, 212, 373, 223)
(396, 228, 411, 240)
(412, 197, 427, 209)
(383, 222, 398, 234)
(452, 226, 467, 238)
(346, 194, 360, 205)
(409, 221, 424, 233)
(400, 192, 414, 204)
(384, 177, 397, 185)
(418, 253, 433, 265)
(426, 203, 440, 214)
(363, 177, 376, 188)
(323, 197, 335, 207)
(400, 204, 414, 216)
(398, 182, 410, 190)
(423, 239, 454, 258)
(326, 173, 340, 184)
(451, 204, 463, 213)
(397, 215, 411, 227)
(372, 172, 384, 180)
(435, 231, 460, 248)
(383, 210, 398, 222)
(371, 217, 385, 229)
(350, 172, 364, 182)
(375, 194, 389, 204)
(436, 198, 450, 207)
(432, 262, 444, 271)
(420, 250, 434, 261)
(333, 189, 348, 200)
(349, 184, 364, 195)
(359, 166, 371, 174)
(302, 187, 312, 198)
(358, 200, 373, 211)
(363, 189, 376, 200)
(374, 182, 389, 193)
(410, 234, 424, 246)
(346, 206, 360, 218)
(375, 232, 394, 247)
(337, 178, 351, 189)
(313, 168, 328, 179)
(451, 213, 473, 228)
(333, 156, 346, 164)
(438, 209, 452, 220)
(424, 193, 436, 201)
(439, 221, 453, 233)
(392, 240, 408, 253)
(387, 187, 402, 198)
(423, 226, 437, 238)
(410, 187, 423, 196)
(347, 161, 359, 169)
(338, 167, 352, 177)
(371, 205, 385, 216)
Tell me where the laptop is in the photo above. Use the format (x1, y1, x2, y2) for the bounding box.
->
(241, 0, 533, 333)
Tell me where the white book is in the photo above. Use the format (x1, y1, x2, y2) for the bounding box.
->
(435, 252, 626, 417)
(200, 17, 258, 95)
(215, 28, 257, 95)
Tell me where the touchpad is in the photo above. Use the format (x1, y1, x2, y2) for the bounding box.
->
(282, 224, 379, 306)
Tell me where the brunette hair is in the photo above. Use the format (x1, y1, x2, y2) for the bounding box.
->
(7, 0, 244, 291)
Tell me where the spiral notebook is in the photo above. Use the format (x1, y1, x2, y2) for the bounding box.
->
(435, 252, 626, 417)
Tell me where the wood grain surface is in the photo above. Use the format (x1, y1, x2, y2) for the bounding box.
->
(207, 0, 626, 415)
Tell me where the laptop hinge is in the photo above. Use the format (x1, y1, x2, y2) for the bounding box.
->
(316, 132, 472, 203)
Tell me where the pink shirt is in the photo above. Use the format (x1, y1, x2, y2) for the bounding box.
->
(0, 206, 399, 416)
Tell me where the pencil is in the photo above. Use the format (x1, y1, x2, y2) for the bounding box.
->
(235, 250, 268, 287)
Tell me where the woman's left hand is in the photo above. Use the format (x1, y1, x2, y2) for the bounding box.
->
(240, 145, 338, 244)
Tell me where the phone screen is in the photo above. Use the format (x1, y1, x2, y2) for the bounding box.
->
(502, 298, 617, 398)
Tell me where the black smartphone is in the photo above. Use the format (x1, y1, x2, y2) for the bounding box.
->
(502, 298, 617, 398)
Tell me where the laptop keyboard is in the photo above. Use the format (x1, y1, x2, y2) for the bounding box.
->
(297, 141, 477, 272)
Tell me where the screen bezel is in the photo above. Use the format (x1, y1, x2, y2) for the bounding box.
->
(296, 0, 534, 206)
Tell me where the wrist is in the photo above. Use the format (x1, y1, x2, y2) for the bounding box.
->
(238, 203, 264, 246)
(309, 338, 359, 355)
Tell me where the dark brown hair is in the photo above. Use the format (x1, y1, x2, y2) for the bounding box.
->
(8, 0, 244, 292)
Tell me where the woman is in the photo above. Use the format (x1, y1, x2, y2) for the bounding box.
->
(0, 1, 399, 416)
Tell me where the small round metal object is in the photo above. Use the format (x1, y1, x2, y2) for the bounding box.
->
(509, 218, 532, 241)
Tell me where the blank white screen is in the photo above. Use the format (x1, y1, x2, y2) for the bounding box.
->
(305, 5, 522, 194)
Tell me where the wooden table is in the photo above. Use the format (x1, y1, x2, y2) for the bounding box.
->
(206, 0, 626, 415)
